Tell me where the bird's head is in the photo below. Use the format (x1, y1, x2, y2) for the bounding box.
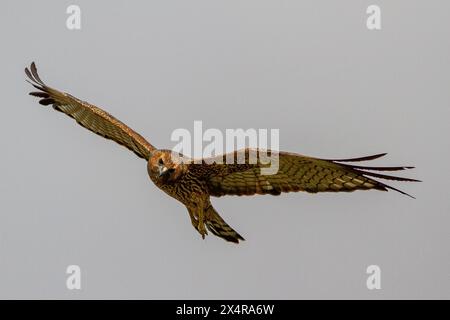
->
(147, 150, 186, 182)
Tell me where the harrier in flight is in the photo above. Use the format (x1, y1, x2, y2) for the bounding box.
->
(25, 62, 419, 243)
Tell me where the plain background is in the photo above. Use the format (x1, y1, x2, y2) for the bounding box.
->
(0, 1, 448, 299)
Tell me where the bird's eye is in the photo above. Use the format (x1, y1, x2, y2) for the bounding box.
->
(159, 158, 164, 165)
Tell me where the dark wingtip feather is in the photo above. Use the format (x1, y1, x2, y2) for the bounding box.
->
(39, 98, 55, 106)
(30, 62, 45, 85)
(28, 82, 43, 91)
(365, 177, 416, 199)
(342, 164, 416, 172)
(29, 92, 49, 98)
(328, 153, 387, 162)
(354, 169, 421, 182)
(24, 66, 34, 82)
(383, 183, 416, 199)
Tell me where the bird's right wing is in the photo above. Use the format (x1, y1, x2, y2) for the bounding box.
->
(25, 62, 156, 160)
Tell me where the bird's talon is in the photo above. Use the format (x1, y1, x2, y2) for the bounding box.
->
(198, 222, 207, 239)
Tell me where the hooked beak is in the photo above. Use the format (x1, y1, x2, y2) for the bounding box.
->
(158, 166, 169, 178)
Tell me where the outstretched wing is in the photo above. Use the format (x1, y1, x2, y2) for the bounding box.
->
(189, 149, 419, 198)
(25, 62, 156, 160)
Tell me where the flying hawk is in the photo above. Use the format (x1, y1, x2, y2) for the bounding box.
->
(25, 62, 419, 243)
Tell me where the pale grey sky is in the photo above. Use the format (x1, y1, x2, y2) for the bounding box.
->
(0, 0, 448, 299)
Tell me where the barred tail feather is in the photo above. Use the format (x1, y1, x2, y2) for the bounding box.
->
(205, 206, 245, 244)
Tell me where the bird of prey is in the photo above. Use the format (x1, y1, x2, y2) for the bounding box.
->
(25, 62, 419, 243)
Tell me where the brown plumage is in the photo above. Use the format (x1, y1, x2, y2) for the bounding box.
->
(25, 62, 420, 244)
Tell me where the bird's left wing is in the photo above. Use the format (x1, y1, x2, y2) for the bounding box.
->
(25, 62, 156, 160)
(188, 149, 419, 198)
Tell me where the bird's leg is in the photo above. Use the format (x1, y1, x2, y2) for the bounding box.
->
(196, 203, 208, 239)
(187, 206, 207, 238)
(187, 207, 199, 231)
